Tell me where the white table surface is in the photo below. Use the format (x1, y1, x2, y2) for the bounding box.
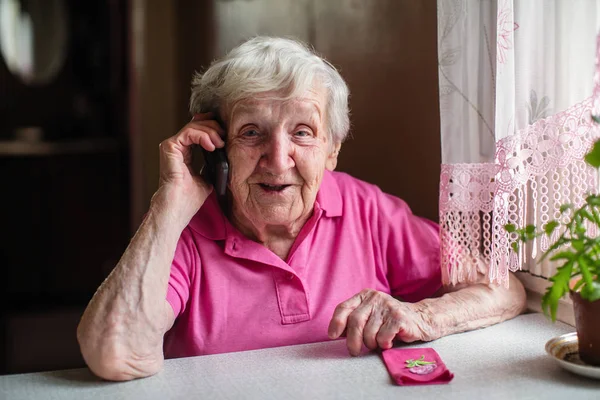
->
(1, 313, 599, 400)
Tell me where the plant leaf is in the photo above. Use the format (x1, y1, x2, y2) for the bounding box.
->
(579, 255, 595, 293)
(549, 251, 576, 261)
(572, 239, 585, 251)
(586, 195, 600, 206)
(585, 140, 600, 168)
(542, 261, 573, 321)
(505, 224, 516, 233)
(511, 242, 519, 253)
(559, 204, 573, 213)
(544, 220, 559, 236)
(583, 281, 600, 302)
(572, 278, 585, 292)
(525, 225, 536, 235)
(580, 210, 596, 224)
(593, 114, 600, 124)
(541, 237, 569, 261)
(592, 209, 600, 225)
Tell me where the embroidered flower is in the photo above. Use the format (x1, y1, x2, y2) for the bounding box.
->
(528, 90, 552, 124)
(497, 3, 519, 64)
(405, 355, 437, 374)
(409, 364, 438, 375)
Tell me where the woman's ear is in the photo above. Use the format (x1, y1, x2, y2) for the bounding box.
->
(326, 142, 342, 171)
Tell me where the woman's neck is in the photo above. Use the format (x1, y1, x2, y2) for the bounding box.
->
(228, 208, 312, 260)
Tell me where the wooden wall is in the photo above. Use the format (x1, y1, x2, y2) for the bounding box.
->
(131, 0, 441, 225)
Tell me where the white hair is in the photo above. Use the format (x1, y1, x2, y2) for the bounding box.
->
(189, 36, 350, 145)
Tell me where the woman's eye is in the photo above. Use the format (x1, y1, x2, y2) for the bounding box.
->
(242, 129, 259, 137)
(295, 130, 310, 137)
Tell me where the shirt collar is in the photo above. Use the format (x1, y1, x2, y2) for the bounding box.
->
(316, 170, 342, 217)
(188, 170, 342, 240)
(187, 191, 227, 240)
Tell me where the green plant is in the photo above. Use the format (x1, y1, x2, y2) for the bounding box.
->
(505, 138, 600, 322)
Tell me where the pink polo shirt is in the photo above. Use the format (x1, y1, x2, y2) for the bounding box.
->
(163, 171, 441, 358)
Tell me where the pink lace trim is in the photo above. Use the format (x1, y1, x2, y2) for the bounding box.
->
(439, 163, 498, 285)
(440, 97, 600, 287)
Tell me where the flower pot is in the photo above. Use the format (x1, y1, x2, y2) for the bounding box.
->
(571, 291, 600, 366)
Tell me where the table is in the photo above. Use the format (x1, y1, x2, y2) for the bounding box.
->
(1, 313, 599, 399)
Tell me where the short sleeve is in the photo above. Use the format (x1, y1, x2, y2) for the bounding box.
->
(376, 190, 442, 303)
(166, 228, 198, 317)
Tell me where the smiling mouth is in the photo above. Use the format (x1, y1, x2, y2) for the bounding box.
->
(259, 183, 291, 192)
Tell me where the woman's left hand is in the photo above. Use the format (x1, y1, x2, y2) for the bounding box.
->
(327, 289, 437, 356)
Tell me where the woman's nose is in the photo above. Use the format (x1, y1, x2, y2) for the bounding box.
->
(260, 133, 295, 174)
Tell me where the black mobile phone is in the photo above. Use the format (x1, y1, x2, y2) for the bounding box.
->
(201, 147, 229, 197)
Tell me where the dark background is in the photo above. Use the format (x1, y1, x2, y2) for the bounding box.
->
(0, 0, 440, 374)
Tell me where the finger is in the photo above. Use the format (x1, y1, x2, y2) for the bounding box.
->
(189, 119, 226, 138)
(327, 293, 364, 339)
(187, 121, 226, 147)
(191, 112, 214, 121)
(198, 134, 217, 152)
(176, 126, 224, 151)
(345, 304, 372, 356)
(376, 314, 401, 350)
(188, 121, 225, 147)
(395, 324, 420, 343)
(362, 310, 383, 350)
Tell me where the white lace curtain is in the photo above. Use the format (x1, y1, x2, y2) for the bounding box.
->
(437, 0, 600, 286)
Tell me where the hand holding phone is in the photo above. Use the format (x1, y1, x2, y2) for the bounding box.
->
(201, 146, 229, 197)
(188, 112, 229, 198)
(157, 112, 225, 221)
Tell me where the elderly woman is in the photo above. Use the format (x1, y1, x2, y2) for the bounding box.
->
(77, 37, 526, 381)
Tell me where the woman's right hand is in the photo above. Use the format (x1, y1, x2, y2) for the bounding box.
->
(154, 112, 225, 224)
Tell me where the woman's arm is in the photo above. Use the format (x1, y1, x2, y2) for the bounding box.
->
(328, 272, 527, 356)
(76, 192, 182, 381)
(77, 114, 223, 380)
(415, 272, 527, 340)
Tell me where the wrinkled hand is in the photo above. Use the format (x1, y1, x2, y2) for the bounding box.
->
(327, 289, 435, 356)
(155, 112, 225, 220)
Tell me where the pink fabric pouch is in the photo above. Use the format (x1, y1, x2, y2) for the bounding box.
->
(381, 348, 454, 386)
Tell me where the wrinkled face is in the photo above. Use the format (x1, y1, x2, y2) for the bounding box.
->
(225, 88, 340, 229)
